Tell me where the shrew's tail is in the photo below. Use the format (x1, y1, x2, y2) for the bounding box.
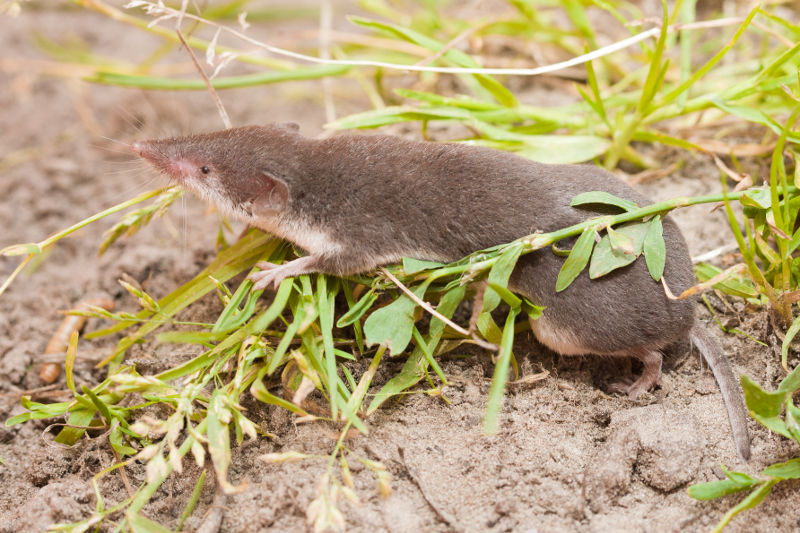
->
(690, 325, 751, 461)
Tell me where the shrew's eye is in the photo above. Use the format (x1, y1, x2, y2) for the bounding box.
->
(201, 166, 210, 174)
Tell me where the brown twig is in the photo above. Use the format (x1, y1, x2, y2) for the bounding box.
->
(174, 3, 231, 129)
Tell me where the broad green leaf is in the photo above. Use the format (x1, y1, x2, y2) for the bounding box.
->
(366, 286, 465, 413)
(742, 375, 791, 438)
(364, 282, 429, 355)
(721, 466, 757, 485)
(521, 297, 545, 320)
(643, 216, 666, 281)
(592, 220, 651, 280)
(570, 191, 638, 212)
(402, 257, 445, 275)
(556, 228, 595, 292)
(761, 458, 800, 479)
(743, 375, 786, 417)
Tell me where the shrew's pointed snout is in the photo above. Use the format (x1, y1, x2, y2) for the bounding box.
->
(131, 140, 154, 159)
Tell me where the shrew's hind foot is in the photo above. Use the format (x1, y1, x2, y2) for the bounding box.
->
(608, 348, 663, 400)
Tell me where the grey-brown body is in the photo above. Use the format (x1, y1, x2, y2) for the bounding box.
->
(132, 123, 749, 460)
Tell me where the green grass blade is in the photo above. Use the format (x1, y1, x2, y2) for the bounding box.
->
(86, 65, 350, 90)
(317, 276, 339, 419)
(483, 306, 519, 435)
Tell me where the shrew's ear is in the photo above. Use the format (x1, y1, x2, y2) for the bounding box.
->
(251, 171, 289, 216)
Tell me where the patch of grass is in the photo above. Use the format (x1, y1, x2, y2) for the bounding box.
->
(2, 1, 800, 531)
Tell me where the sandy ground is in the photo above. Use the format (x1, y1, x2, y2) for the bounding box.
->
(1, 2, 799, 532)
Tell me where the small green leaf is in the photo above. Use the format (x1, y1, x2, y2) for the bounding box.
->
(5, 412, 31, 426)
(694, 263, 758, 299)
(782, 315, 800, 371)
(761, 458, 800, 479)
(402, 257, 445, 275)
(128, 512, 172, 533)
(787, 226, 800, 256)
(778, 362, 800, 394)
(337, 289, 378, 328)
(483, 244, 524, 314)
(54, 408, 96, 445)
(207, 391, 236, 493)
(589, 233, 636, 279)
(556, 228, 595, 292)
(740, 188, 771, 209)
(109, 420, 137, 456)
(643, 216, 666, 281)
(606, 226, 636, 255)
(521, 297, 545, 320)
(570, 191, 638, 212)
(486, 282, 521, 310)
(786, 402, 800, 443)
(688, 478, 757, 500)
(0, 243, 42, 256)
(721, 465, 756, 485)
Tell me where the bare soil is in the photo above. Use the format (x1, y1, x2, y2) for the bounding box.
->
(1, 3, 799, 533)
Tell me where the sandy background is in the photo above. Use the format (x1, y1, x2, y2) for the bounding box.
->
(1, 2, 799, 532)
